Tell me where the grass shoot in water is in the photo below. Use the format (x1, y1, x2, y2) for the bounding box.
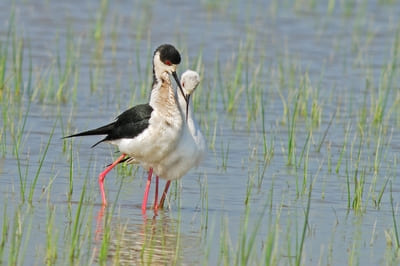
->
(69, 180, 88, 264)
(199, 174, 209, 236)
(12, 99, 32, 203)
(68, 140, 74, 202)
(28, 120, 56, 204)
(295, 180, 312, 266)
(287, 92, 300, 166)
(98, 180, 124, 264)
(0, 199, 8, 263)
(390, 181, 400, 248)
(351, 137, 365, 212)
(11, 27, 24, 98)
(45, 204, 58, 264)
(9, 204, 33, 266)
(336, 122, 351, 174)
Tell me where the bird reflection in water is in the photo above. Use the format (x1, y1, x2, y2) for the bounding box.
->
(92, 205, 200, 265)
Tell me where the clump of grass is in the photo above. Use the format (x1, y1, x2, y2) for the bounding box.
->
(9, 101, 54, 205)
(28, 120, 56, 204)
(11, 101, 32, 203)
(368, 126, 391, 209)
(98, 180, 125, 264)
(244, 59, 265, 126)
(276, 55, 298, 124)
(31, 30, 81, 104)
(9, 205, 23, 265)
(215, 182, 283, 265)
(275, 65, 325, 166)
(218, 215, 233, 265)
(1, 24, 31, 157)
(97, 207, 113, 264)
(45, 204, 58, 264)
(372, 177, 389, 209)
(220, 40, 253, 116)
(65, 171, 99, 264)
(297, 72, 323, 128)
(8, 203, 33, 266)
(344, 135, 367, 212)
(236, 202, 267, 265)
(56, 27, 81, 103)
(371, 28, 400, 127)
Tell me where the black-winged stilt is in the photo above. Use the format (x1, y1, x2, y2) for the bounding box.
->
(64, 44, 185, 213)
(121, 70, 205, 210)
(156, 70, 206, 209)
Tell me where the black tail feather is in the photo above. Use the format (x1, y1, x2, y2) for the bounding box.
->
(63, 123, 114, 139)
(91, 137, 107, 148)
(63, 123, 115, 148)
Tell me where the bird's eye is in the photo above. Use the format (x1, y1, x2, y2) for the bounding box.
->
(165, 60, 172, 66)
(182, 82, 185, 87)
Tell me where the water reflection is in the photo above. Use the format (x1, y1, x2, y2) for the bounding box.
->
(94, 206, 200, 265)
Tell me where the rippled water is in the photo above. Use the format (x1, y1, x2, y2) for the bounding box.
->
(1, 0, 400, 265)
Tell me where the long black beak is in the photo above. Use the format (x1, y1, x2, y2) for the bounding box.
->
(172, 71, 189, 121)
(185, 94, 191, 122)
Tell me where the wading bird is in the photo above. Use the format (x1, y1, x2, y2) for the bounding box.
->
(121, 70, 206, 210)
(156, 70, 206, 209)
(64, 44, 186, 213)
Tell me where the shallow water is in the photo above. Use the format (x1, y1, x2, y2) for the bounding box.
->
(1, 0, 400, 265)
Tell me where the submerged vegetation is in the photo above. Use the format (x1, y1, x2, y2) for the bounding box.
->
(1, 0, 400, 265)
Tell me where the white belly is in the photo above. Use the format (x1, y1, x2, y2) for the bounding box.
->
(153, 123, 205, 180)
(109, 110, 183, 168)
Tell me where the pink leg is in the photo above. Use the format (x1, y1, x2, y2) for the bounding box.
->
(98, 154, 126, 205)
(154, 176, 159, 211)
(142, 168, 153, 213)
(94, 204, 106, 242)
(159, 180, 171, 209)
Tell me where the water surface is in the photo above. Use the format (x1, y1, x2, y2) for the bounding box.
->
(1, 0, 400, 265)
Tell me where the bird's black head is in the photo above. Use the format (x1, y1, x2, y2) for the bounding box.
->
(154, 44, 181, 66)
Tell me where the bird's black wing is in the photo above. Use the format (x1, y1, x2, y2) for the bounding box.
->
(64, 103, 153, 148)
(115, 103, 153, 126)
(100, 104, 153, 145)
